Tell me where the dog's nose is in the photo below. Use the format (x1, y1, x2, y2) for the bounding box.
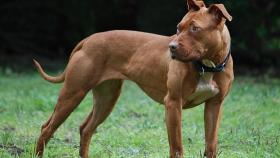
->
(169, 42, 178, 52)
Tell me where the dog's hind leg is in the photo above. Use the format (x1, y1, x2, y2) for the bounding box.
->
(35, 51, 101, 157)
(79, 79, 123, 158)
(36, 84, 90, 157)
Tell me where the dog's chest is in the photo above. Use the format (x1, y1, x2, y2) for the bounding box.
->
(185, 61, 219, 107)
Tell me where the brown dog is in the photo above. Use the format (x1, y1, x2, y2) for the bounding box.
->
(33, 0, 233, 157)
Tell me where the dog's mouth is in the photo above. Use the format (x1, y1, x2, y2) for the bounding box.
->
(170, 51, 196, 63)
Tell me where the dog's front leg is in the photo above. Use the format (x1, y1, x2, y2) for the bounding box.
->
(204, 98, 223, 158)
(164, 94, 183, 158)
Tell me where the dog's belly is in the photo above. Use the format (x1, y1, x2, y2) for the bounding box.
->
(136, 83, 167, 104)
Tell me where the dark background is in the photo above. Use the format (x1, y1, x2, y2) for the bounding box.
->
(0, 0, 279, 75)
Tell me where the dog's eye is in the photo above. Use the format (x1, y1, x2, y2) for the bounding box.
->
(190, 25, 201, 32)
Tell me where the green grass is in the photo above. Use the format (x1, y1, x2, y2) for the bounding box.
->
(0, 73, 280, 158)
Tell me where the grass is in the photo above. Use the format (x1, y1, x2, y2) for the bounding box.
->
(0, 72, 280, 158)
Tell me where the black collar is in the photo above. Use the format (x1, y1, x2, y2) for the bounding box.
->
(193, 47, 231, 74)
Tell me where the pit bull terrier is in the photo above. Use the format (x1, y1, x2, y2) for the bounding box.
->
(33, 0, 233, 157)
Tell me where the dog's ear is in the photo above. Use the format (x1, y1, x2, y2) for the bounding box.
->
(187, 0, 205, 11)
(208, 4, 232, 23)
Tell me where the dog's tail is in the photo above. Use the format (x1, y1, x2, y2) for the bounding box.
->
(33, 59, 65, 83)
(33, 38, 87, 84)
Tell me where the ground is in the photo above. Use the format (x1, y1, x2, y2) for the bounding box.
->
(0, 72, 280, 158)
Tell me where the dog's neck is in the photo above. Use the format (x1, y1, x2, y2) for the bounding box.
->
(206, 26, 231, 66)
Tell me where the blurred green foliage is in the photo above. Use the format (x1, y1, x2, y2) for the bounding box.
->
(0, 0, 279, 67)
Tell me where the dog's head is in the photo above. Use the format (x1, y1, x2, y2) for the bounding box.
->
(169, 0, 232, 62)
